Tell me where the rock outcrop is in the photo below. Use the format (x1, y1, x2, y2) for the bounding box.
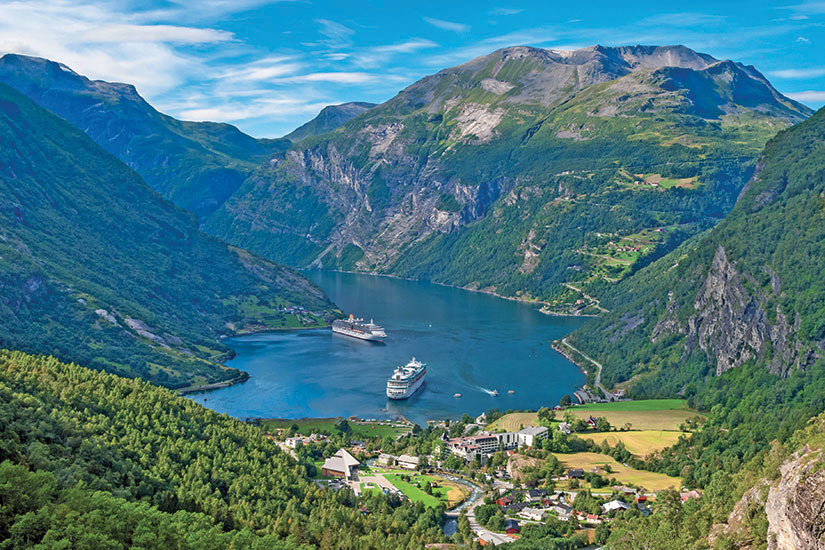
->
(765, 446, 825, 550)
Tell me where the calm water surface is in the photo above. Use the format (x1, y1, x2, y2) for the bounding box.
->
(191, 271, 586, 425)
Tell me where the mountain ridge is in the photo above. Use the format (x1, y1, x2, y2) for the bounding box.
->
(0, 53, 287, 220)
(203, 44, 811, 313)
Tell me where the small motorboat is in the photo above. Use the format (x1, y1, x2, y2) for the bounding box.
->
(453, 393, 462, 398)
(507, 390, 515, 394)
(491, 389, 499, 397)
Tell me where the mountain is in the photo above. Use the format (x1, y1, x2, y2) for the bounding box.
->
(0, 350, 444, 549)
(567, 106, 825, 395)
(203, 45, 811, 312)
(0, 82, 336, 388)
(285, 101, 376, 141)
(0, 54, 287, 220)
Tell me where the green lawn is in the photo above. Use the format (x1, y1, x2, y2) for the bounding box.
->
(574, 399, 689, 412)
(384, 474, 449, 508)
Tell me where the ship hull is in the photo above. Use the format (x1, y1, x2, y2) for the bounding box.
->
(386, 374, 425, 399)
(332, 325, 384, 342)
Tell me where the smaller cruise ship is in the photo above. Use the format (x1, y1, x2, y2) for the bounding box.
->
(332, 314, 386, 342)
(386, 358, 427, 399)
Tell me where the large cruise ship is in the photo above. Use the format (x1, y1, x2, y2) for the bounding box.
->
(332, 314, 386, 342)
(386, 358, 426, 399)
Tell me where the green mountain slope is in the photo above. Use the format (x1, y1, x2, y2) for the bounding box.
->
(568, 106, 825, 395)
(204, 45, 811, 312)
(285, 101, 376, 142)
(0, 350, 444, 549)
(0, 54, 287, 220)
(0, 82, 336, 388)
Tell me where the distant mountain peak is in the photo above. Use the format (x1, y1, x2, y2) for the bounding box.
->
(285, 101, 377, 141)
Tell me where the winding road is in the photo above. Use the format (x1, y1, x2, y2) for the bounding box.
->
(561, 337, 612, 399)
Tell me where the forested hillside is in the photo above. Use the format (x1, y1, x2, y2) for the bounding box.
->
(0, 54, 286, 219)
(205, 45, 810, 312)
(0, 350, 444, 550)
(0, 82, 336, 388)
(569, 106, 825, 395)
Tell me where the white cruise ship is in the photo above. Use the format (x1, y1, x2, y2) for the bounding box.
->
(332, 314, 386, 341)
(386, 358, 426, 399)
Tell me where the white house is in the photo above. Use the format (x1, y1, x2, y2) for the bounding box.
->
(517, 426, 549, 447)
(518, 507, 548, 522)
(397, 454, 420, 470)
(602, 500, 631, 514)
(377, 453, 396, 467)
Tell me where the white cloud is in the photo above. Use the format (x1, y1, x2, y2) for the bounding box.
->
(315, 18, 356, 49)
(785, 90, 825, 102)
(490, 7, 524, 16)
(770, 67, 825, 78)
(423, 17, 470, 33)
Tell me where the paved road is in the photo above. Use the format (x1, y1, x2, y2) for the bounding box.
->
(562, 337, 612, 399)
(463, 495, 513, 546)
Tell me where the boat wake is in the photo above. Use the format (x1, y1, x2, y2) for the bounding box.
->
(478, 386, 499, 396)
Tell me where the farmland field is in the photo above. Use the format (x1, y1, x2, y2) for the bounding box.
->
(488, 399, 703, 432)
(579, 430, 688, 456)
(552, 452, 681, 491)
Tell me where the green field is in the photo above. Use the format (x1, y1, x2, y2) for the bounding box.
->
(575, 399, 688, 411)
(262, 417, 410, 439)
(383, 474, 452, 508)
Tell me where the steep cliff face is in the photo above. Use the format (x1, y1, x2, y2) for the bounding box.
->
(569, 106, 825, 393)
(206, 45, 809, 307)
(765, 445, 825, 549)
(652, 246, 808, 377)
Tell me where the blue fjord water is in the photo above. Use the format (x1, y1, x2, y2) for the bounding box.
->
(191, 271, 586, 425)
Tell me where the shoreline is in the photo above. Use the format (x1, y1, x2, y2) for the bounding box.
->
(177, 372, 250, 395)
(306, 268, 600, 318)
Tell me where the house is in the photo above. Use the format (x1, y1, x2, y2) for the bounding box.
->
(517, 426, 549, 447)
(322, 449, 360, 480)
(476, 412, 488, 425)
(567, 468, 584, 479)
(585, 416, 598, 429)
(553, 405, 563, 411)
(504, 519, 520, 535)
(547, 504, 573, 520)
(680, 490, 702, 502)
(585, 514, 602, 524)
(376, 453, 396, 467)
(602, 500, 631, 514)
(526, 488, 547, 502)
(397, 454, 420, 470)
(504, 502, 530, 513)
(284, 436, 308, 449)
(496, 496, 513, 507)
(518, 507, 547, 521)
(558, 422, 572, 435)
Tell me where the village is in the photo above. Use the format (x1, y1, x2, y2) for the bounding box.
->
(261, 398, 705, 546)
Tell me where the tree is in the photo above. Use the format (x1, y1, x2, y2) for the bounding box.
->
(560, 394, 572, 407)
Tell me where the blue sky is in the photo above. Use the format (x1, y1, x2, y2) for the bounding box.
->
(1, 1, 823, 137)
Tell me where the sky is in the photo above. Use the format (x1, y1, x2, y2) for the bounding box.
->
(1, 0, 823, 137)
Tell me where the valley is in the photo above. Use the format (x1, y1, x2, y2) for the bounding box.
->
(1, 13, 824, 548)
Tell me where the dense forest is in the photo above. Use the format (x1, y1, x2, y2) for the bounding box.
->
(0, 350, 445, 549)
